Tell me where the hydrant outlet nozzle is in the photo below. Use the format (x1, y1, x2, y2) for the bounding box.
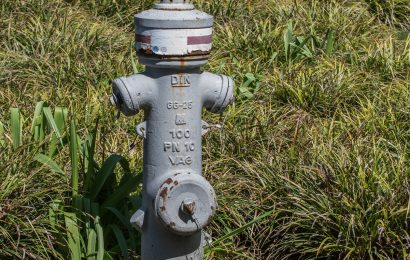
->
(109, 94, 119, 107)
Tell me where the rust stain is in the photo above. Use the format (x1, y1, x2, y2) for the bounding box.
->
(139, 48, 153, 55)
(159, 187, 168, 200)
(187, 49, 210, 56)
(135, 34, 151, 44)
(179, 60, 185, 70)
(164, 178, 173, 185)
(160, 206, 166, 212)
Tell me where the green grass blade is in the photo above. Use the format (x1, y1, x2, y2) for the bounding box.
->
(95, 216, 105, 260)
(105, 207, 137, 250)
(70, 120, 79, 198)
(84, 119, 99, 192)
(90, 154, 129, 201)
(10, 108, 22, 149)
(74, 194, 83, 211)
(64, 212, 82, 260)
(210, 209, 275, 247)
(325, 30, 335, 55)
(48, 200, 61, 230)
(83, 197, 92, 217)
(0, 120, 5, 147)
(292, 35, 313, 59)
(30, 101, 45, 132)
(130, 41, 139, 74)
(86, 229, 97, 260)
(48, 107, 68, 157)
(101, 175, 141, 208)
(284, 19, 293, 62)
(109, 225, 129, 259)
(34, 153, 66, 176)
(43, 107, 64, 146)
(104, 207, 132, 229)
(30, 101, 45, 142)
(103, 252, 114, 260)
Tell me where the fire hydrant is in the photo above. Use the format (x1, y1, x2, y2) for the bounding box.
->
(110, 0, 233, 259)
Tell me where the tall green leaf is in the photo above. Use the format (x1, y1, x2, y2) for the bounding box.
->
(84, 119, 99, 192)
(102, 174, 141, 208)
(31, 101, 45, 142)
(48, 107, 68, 157)
(43, 106, 64, 146)
(70, 120, 79, 198)
(90, 154, 129, 201)
(108, 225, 129, 259)
(34, 153, 66, 177)
(10, 108, 22, 149)
(104, 207, 132, 231)
(95, 216, 105, 260)
(284, 19, 293, 62)
(86, 229, 97, 260)
(105, 207, 137, 250)
(83, 197, 92, 227)
(65, 212, 82, 260)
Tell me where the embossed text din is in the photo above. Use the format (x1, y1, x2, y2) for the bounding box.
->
(171, 74, 191, 87)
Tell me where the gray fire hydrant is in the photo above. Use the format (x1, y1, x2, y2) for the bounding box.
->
(110, 0, 233, 259)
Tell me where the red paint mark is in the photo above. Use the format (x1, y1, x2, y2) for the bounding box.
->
(136, 34, 151, 44)
(187, 35, 212, 45)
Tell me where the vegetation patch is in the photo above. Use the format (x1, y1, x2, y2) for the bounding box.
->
(1, 0, 409, 258)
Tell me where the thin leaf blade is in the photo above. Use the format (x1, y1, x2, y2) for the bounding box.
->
(34, 153, 65, 176)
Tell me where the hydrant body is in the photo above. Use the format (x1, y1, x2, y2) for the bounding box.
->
(111, 1, 233, 259)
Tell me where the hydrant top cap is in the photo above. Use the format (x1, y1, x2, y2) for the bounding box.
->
(135, 8, 213, 29)
(153, 1, 195, 10)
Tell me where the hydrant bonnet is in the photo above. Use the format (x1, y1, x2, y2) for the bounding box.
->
(135, 2, 214, 67)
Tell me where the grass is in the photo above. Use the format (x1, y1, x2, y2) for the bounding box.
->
(1, 0, 409, 259)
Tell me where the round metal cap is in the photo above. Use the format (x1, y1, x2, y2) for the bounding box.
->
(155, 173, 217, 236)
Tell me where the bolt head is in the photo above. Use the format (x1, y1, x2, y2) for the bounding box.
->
(181, 199, 196, 215)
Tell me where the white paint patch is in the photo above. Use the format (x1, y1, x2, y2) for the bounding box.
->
(136, 27, 213, 56)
